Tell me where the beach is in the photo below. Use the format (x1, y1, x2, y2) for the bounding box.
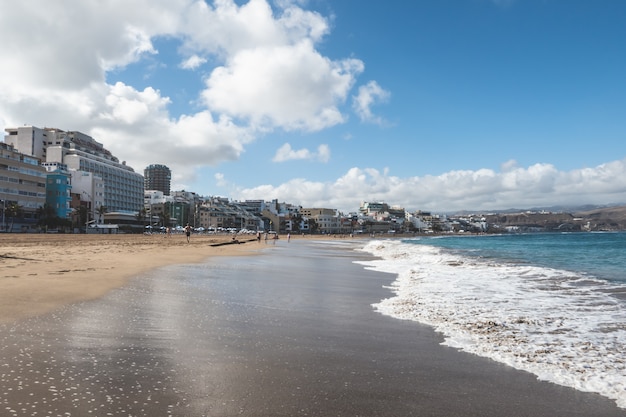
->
(0, 232, 261, 324)
(1, 235, 625, 416)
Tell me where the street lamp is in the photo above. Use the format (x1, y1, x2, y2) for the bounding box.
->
(82, 191, 94, 226)
(0, 199, 5, 232)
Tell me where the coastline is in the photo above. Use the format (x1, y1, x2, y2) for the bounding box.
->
(1, 237, 625, 416)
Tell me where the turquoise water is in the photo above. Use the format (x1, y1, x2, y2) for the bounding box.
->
(406, 232, 626, 283)
(360, 232, 626, 408)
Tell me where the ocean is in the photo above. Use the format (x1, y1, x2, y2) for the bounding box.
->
(358, 232, 626, 409)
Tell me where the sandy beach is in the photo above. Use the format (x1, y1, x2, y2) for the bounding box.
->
(0, 232, 262, 324)
(1, 235, 625, 416)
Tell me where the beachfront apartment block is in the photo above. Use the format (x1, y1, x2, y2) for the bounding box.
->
(72, 170, 105, 224)
(300, 208, 342, 234)
(196, 197, 261, 231)
(42, 162, 72, 219)
(0, 141, 47, 231)
(5, 126, 144, 214)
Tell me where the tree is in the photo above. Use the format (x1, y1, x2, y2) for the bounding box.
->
(136, 207, 147, 224)
(75, 206, 89, 231)
(37, 203, 71, 232)
(291, 214, 304, 233)
(5, 202, 22, 233)
(158, 211, 170, 228)
(96, 205, 107, 224)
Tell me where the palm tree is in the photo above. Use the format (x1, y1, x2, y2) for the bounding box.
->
(96, 205, 107, 224)
(36, 203, 57, 232)
(158, 211, 170, 228)
(75, 206, 89, 231)
(136, 207, 147, 224)
(5, 202, 22, 233)
(36, 204, 72, 232)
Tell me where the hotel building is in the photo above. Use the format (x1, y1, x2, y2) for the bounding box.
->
(0, 142, 47, 231)
(5, 126, 143, 213)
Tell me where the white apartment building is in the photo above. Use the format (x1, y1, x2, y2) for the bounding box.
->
(5, 126, 143, 213)
(72, 170, 105, 222)
(300, 208, 340, 234)
(0, 142, 47, 231)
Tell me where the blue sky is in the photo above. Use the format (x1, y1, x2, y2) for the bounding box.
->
(1, 0, 625, 212)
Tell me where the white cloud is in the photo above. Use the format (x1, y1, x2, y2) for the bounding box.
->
(0, 0, 365, 184)
(180, 55, 207, 70)
(272, 143, 330, 162)
(179, 0, 329, 57)
(214, 172, 228, 187)
(0, 0, 172, 92)
(202, 40, 362, 131)
(317, 144, 331, 163)
(5, 0, 610, 216)
(233, 159, 626, 213)
(352, 81, 390, 124)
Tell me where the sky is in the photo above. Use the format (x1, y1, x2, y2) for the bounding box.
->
(1, 0, 625, 213)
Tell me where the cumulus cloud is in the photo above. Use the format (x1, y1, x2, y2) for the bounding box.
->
(233, 159, 626, 213)
(272, 143, 330, 163)
(4, 0, 614, 215)
(0, 0, 370, 183)
(202, 41, 362, 131)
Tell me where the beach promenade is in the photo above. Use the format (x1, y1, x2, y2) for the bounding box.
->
(1, 235, 625, 416)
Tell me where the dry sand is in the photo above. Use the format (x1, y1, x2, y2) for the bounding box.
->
(0, 232, 263, 324)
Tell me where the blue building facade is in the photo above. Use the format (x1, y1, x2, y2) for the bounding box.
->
(43, 163, 72, 219)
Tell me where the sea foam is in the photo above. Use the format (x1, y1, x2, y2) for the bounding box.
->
(358, 239, 626, 409)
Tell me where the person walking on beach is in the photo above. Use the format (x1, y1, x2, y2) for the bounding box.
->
(184, 223, 192, 243)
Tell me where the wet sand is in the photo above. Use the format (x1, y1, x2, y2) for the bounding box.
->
(1, 238, 625, 416)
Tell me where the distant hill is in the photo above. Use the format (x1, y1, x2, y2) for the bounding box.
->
(454, 203, 626, 216)
(475, 204, 626, 232)
(573, 205, 626, 230)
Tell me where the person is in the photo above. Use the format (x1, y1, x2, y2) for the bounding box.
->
(256, 231, 261, 243)
(184, 223, 192, 243)
(287, 233, 291, 242)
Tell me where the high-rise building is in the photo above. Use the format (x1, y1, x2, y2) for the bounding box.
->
(0, 142, 47, 231)
(144, 164, 171, 196)
(4, 126, 143, 213)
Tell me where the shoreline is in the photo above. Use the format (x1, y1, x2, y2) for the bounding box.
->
(0, 232, 367, 324)
(1, 236, 625, 415)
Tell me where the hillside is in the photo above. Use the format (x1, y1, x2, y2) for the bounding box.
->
(574, 205, 626, 231)
(481, 205, 626, 232)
